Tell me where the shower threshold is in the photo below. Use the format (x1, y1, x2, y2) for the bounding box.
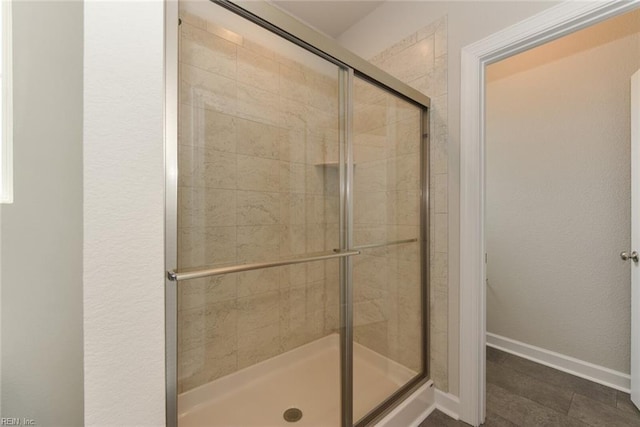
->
(178, 333, 417, 426)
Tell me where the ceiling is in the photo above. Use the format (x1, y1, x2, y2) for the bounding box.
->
(271, 1, 384, 39)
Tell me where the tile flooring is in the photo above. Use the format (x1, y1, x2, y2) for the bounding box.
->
(420, 347, 640, 426)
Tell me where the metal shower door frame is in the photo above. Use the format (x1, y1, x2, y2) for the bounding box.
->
(164, 1, 431, 425)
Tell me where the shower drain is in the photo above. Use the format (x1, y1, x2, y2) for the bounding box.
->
(283, 408, 303, 423)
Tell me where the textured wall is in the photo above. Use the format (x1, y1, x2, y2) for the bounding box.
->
(83, 1, 166, 425)
(1, 2, 83, 424)
(177, 5, 342, 392)
(486, 10, 640, 374)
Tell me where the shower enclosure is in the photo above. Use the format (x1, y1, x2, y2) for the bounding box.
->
(165, 1, 431, 425)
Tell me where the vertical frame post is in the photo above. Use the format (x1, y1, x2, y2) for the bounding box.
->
(164, 1, 179, 426)
(421, 107, 431, 379)
(339, 67, 355, 427)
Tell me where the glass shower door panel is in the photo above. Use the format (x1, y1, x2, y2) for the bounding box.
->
(176, 2, 342, 425)
(351, 76, 424, 423)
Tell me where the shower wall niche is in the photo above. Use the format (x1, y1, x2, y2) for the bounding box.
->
(168, 1, 430, 426)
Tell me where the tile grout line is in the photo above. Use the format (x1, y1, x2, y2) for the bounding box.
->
(498, 353, 581, 397)
(567, 392, 576, 418)
(487, 382, 571, 425)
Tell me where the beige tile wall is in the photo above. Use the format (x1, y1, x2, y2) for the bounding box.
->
(352, 78, 424, 374)
(177, 9, 342, 393)
(176, 5, 447, 395)
(369, 16, 449, 391)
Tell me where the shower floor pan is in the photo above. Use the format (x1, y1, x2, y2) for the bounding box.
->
(178, 333, 417, 426)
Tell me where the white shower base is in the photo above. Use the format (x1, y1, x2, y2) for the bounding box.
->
(178, 333, 420, 426)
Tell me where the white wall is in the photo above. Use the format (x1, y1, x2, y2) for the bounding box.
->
(486, 10, 640, 374)
(338, 0, 557, 396)
(83, 1, 166, 424)
(1, 1, 83, 424)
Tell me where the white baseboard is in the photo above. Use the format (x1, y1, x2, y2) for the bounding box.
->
(487, 333, 631, 393)
(435, 389, 460, 420)
(375, 384, 460, 426)
(375, 381, 435, 427)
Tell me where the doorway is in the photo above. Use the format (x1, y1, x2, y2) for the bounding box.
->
(484, 5, 639, 402)
(459, 1, 640, 425)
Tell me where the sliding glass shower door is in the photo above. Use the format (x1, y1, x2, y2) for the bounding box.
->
(166, 2, 430, 426)
(174, 2, 345, 425)
(351, 77, 427, 425)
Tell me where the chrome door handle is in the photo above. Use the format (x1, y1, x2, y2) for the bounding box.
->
(620, 251, 639, 262)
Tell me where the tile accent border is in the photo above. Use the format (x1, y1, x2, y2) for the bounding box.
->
(487, 333, 631, 393)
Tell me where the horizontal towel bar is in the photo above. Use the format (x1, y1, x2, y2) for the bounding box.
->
(167, 249, 360, 282)
(353, 238, 418, 251)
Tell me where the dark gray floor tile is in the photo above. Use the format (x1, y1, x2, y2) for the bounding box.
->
(487, 360, 574, 414)
(501, 354, 617, 407)
(487, 346, 508, 364)
(568, 393, 640, 427)
(487, 383, 588, 427)
(420, 354, 638, 427)
(483, 410, 519, 426)
(616, 390, 640, 416)
(420, 409, 469, 426)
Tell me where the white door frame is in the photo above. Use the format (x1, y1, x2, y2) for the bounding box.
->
(459, 1, 640, 425)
